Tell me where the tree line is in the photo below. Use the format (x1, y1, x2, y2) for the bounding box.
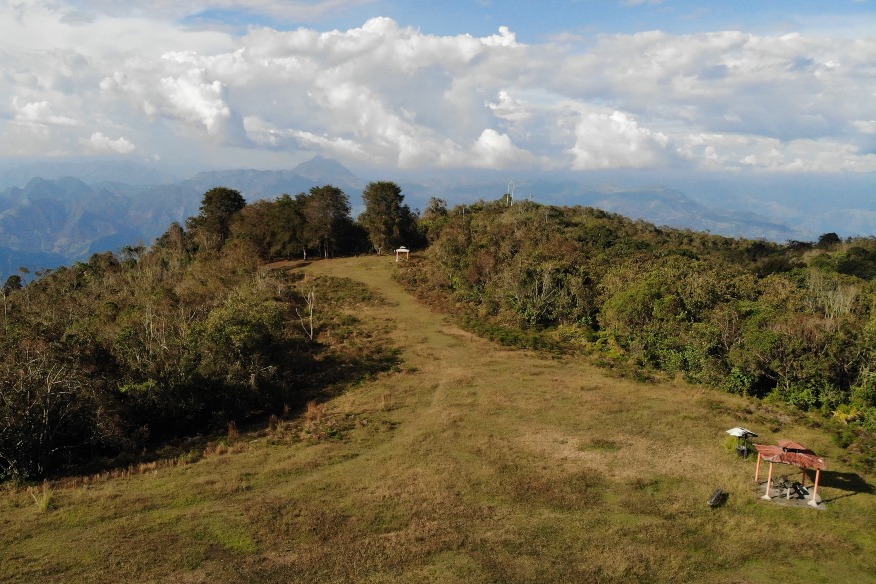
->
(226, 181, 422, 260)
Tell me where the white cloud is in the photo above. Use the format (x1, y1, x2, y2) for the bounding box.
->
(487, 90, 533, 125)
(481, 26, 517, 48)
(0, 3, 874, 173)
(467, 129, 535, 169)
(556, 30, 875, 137)
(0, 1, 230, 55)
(243, 115, 373, 160)
(158, 67, 230, 135)
(568, 110, 670, 170)
(679, 133, 876, 172)
(12, 98, 79, 127)
(82, 131, 136, 153)
(854, 120, 876, 135)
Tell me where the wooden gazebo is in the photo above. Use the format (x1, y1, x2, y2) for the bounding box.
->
(395, 246, 410, 262)
(754, 440, 826, 507)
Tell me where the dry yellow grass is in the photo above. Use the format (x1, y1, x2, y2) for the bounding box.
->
(1, 255, 874, 583)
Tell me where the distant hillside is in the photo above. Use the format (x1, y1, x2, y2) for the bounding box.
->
(0, 177, 144, 271)
(0, 247, 68, 277)
(570, 185, 811, 241)
(183, 163, 363, 202)
(0, 159, 180, 190)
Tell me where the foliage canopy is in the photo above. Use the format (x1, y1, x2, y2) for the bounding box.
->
(0, 185, 388, 480)
(359, 181, 421, 253)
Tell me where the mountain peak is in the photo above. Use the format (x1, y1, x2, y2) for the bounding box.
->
(23, 176, 91, 199)
(293, 156, 357, 183)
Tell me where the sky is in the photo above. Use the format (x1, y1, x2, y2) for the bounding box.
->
(1, 0, 875, 176)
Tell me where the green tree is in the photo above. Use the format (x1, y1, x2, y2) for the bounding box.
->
(3, 275, 23, 294)
(155, 222, 188, 252)
(300, 185, 354, 258)
(187, 187, 247, 249)
(359, 181, 419, 253)
(273, 194, 308, 258)
(419, 197, 450, 243)
(232, 194, 310, 260)
(816, 232, 842, 250)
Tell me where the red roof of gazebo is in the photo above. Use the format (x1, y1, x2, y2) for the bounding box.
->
(754, 441, 826, 470)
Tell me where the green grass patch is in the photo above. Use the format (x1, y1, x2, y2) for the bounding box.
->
(1, 256, 874, 583)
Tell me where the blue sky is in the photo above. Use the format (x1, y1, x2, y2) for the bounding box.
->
(183, 1, 876, 39)
(1, 0, 874, 175)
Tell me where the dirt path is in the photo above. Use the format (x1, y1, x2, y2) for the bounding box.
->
(299, 255, 485, 352)
(300, 255, 509, 406)
(299, 255, 518, 452)
(297, 256, 709, 481)
(281, 256, 816, 582)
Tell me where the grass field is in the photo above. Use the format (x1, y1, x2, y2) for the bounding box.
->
(2, 255, 874, 583)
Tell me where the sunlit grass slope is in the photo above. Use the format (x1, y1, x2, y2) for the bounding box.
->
(2, 255, 874, 583)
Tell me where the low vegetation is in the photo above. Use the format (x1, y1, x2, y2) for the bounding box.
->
(0, 185, 406, 481)
(401, 200, 876, 469)
(1, 187, 875, 582)
(1, 256, 874, 583)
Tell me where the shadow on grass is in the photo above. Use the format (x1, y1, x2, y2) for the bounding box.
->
(49, 343, 403, 484)
(292, 344, 404, 404)
(265, 259, 312, 271)
(817, 470, 875, 503)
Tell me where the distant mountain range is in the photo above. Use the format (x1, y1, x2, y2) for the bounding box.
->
(0, 155, 865, 276)
(0, 157, 365, 276)
(0, 159, 181, 190)
(399, 178, 811, 242)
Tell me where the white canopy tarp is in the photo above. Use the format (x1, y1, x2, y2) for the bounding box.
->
(726, 427, 758, 438)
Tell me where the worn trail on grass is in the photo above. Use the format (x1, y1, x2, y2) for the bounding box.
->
(301, 256, 711, 484)
(285, 256, 730, 581)
(302, 255, 598, 464)
(288, 256, 876, 584)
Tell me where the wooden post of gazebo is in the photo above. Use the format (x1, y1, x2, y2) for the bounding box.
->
(809, 469, 822, 508)
(755, 452, 763, 482)
(762, 461, 774, 500)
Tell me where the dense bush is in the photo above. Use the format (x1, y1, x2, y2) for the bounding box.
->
(0, 185, 397, 480)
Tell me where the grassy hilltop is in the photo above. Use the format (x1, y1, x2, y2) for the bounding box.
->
(2, 255, 874, 583)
